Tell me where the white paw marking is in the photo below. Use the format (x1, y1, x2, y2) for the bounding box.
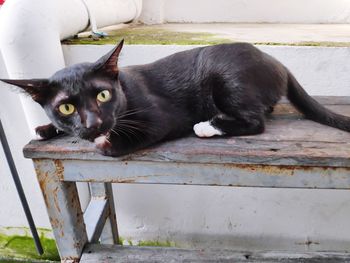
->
(193, 121, 223, 138)
(94, 135, 107, 146)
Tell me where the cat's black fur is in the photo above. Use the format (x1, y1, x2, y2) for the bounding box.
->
(2, 40, 350, 156)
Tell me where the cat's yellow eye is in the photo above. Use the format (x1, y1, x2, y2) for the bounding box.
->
(97, 90, 111, 103)
(58, 103, 75, 116)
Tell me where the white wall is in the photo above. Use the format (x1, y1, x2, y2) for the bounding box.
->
(2, 44, 350, 251)
(64, 45, 350, 96)
(0, 52, 90, 234)
(0, 51, 52, 230)
(140, 0, 350, 24)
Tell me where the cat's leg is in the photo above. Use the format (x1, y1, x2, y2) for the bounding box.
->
(35, 123, 63, 140)
(212, 113, 265, 136)
(94, 133, 153, 157)
(94, 135, 117, 156)
(194, 113, 264, 138)
(194, 77, 266, 138)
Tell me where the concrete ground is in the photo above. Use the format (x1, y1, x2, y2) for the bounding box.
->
(73, 23, 350, 45)
(156, 23, 350, 44)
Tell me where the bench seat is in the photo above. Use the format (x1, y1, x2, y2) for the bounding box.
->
(81, 244, 350, 263)
(23, 96, 350, 262)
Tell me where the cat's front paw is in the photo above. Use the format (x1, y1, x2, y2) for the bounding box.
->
(94, 135, 114, 156)
(35, 124, 62, 140)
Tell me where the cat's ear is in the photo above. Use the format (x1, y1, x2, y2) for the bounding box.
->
(94, 39, 124, 76)
(0, 78, 50, 104)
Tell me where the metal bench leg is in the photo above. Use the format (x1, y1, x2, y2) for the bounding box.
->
(33, 159, 88, 262)
(89, 183, 119, 244)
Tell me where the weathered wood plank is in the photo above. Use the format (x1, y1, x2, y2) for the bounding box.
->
(33, 160, 88, 261)
(23, 96, 350, 167)
(273, 100, 350, 118)
(83, 198, 109, 243)
(25, 123, 350, 167)
(89, 183, 119, 244)
(278, 96, 350, 105)
(49, 159, 350, 189)
(80, 244, 350, 263)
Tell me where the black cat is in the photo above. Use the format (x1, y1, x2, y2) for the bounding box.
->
(2, 40, 350, 156)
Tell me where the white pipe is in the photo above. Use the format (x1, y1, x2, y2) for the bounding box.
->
(0, 0, 142, 133)
(84, 0, 142, 28)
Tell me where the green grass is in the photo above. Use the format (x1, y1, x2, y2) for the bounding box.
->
(0, 233, 59, 262)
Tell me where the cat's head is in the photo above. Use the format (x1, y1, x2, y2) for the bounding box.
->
(1, 40, 126, 141)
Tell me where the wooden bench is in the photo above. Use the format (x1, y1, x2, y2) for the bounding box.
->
(23, 96, 350, 262)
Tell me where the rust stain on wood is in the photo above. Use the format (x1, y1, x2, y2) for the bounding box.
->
(225, 164, 290, 176)
(53, 187, 62, 214)
(62, 256, 80, 263)
(111, 179, 137, 183)
(74, 240, 84, 249)
(54, 159, 64, 180)
(49, 217, 64, 238)
(34, 160, 52, 209)
(50, 217, 60, 229)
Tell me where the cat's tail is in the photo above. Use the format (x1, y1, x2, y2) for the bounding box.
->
(287, 71, 350, 132)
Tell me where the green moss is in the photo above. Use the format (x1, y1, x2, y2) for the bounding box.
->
(0, 233, 59, 262)
(118, 236, 132, 246)
(118, 236, 125, 245)
(138, 240, 175, 247)
(62, 25, 231, 45)
(0, 257, 50, 263)
(118, 236, 174, 247)
(62, 24, 350, 47)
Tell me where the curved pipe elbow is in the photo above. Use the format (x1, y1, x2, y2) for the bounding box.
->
(0, 0, 142, 77)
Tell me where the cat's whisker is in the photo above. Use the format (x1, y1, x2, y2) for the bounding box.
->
(117, 123, 145, 132)
(118, 121, 159, 135)
(117, 119, 159, 135)
(115, 123, 147, 143)
(117, 105, 155, 119)
(117, 122, 152, 132)
(110, 129, 120, 136)
(113, 126, 134, 142)
(118, 119, 153, 126)
(117, 125, 143, 142)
